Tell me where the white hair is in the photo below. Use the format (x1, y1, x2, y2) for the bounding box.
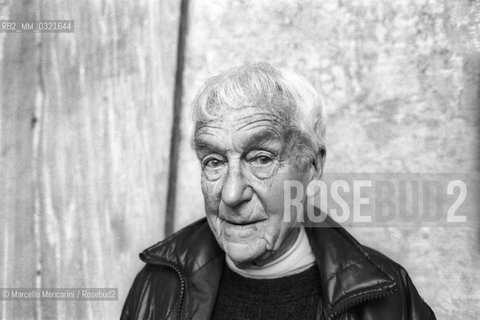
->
(192, 62, 327, 153)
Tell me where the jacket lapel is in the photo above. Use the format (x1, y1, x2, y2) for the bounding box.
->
(305, 215, 397, 318)
(140, 219, 224, 320)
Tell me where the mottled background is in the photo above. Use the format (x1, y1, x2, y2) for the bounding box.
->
(1, 0, 479, 319)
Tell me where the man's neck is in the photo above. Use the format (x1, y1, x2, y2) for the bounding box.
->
(225, 226, 316, 279)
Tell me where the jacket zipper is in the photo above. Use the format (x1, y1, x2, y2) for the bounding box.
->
(328, 284, 397, 319)
(145, 259, 187, 320)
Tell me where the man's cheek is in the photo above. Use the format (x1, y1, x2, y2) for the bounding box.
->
(201, 180, 223, 210)
(263, 179, 287, 214)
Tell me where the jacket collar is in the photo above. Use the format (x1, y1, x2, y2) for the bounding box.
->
(140, 216, 397, 319)
(140, 218, 223, 275)
(140, 219, 224, 319)
(304, 215, 397, 317)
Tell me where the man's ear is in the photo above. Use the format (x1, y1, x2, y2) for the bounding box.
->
(312, 147, 326, 179)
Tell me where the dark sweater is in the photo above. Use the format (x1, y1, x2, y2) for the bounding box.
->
(212, 264, 321, 320)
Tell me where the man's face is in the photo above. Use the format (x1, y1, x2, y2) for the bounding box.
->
(194, 106, 317, 267)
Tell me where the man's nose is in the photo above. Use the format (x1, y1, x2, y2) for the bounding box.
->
(221, 164, 252, 207)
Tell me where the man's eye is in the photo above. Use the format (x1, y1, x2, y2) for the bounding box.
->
(204, 158, 224, 168)
(250, 155, 273, 167)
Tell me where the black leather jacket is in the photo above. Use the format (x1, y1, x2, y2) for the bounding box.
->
(121, 217, 436, 320)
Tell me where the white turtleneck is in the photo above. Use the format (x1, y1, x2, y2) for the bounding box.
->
(225, 226, 316, 279)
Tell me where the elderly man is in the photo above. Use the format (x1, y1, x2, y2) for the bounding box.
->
(121, 63, 436, 320)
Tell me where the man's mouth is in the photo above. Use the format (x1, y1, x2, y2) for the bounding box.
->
(221, 218, 266, 227)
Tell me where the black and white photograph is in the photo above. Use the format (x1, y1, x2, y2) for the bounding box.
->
(0, 1, 479, 319)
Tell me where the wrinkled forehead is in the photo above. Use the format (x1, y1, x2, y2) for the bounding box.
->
(194, 92, 294, 130)
(194, 105, 287, 140)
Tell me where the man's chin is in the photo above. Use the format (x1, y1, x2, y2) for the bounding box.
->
(223, 242, 265, 267)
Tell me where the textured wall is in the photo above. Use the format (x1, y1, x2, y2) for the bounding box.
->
(1, 0, 479, 319)
(175, 1, 480, 319)
(0, 0, 181, 319)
